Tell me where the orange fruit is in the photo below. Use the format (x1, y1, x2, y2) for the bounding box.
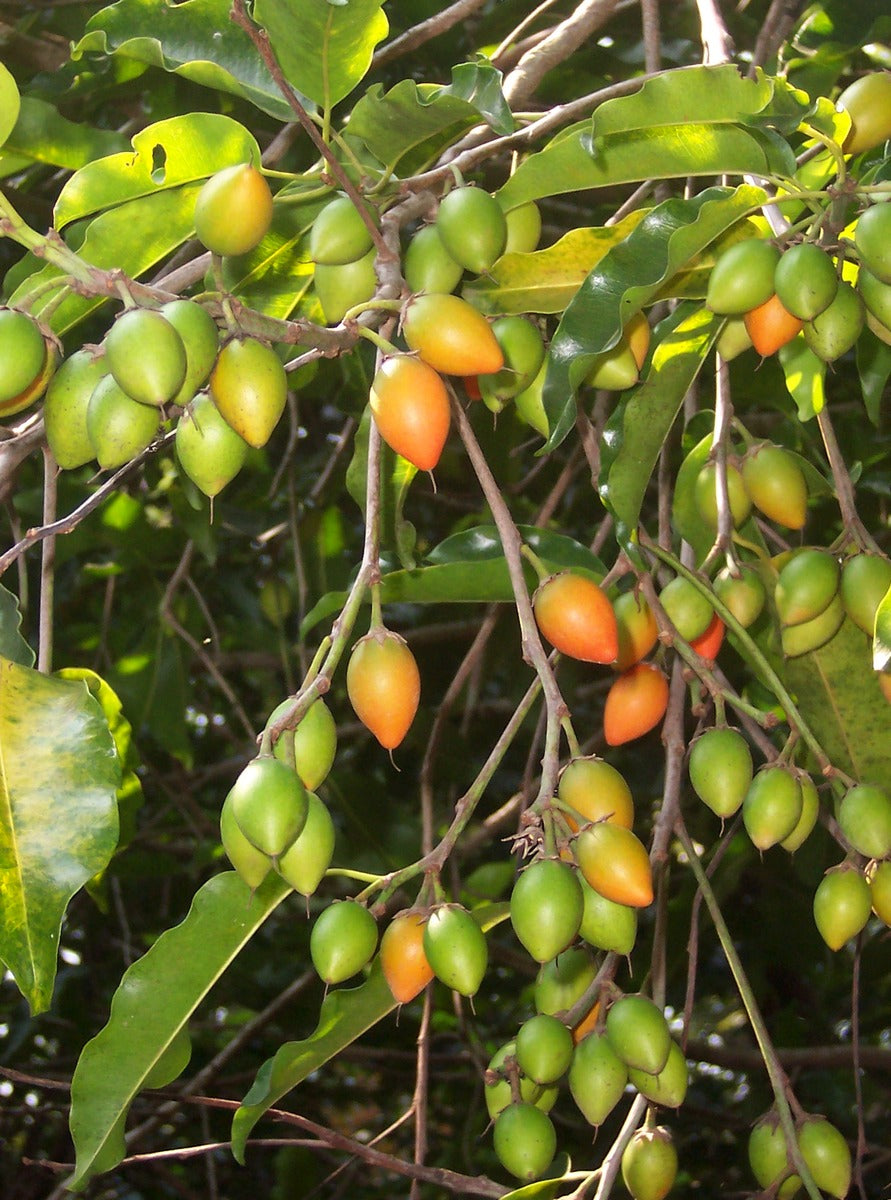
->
(603, 663, 669, 746)
(346, 629, 420, 750)
(533, 572, 618, 665)
(690, 613, 725, 660)
(574, 823, 654, 908)
(380, 911, 434, 1003)
(744, 293, 804, 356)
(401, 293, 504, 376)
(369, 355, 450, 471)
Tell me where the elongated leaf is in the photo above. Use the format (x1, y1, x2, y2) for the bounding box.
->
(73, 0, 293, 121)
(439, 61, 515, 136)
(778, 336, 826, 420)
(0, 64, 22, 149)
(0, 585, 34, 667)
(69, 872, 291, 1190)
(3, 99, 128, 172)
(253, 0, 387, 108)
(0, 659, 120, 1013)
(873, 583, 891, 673)
(543, 186, 761, 452)
(857, 329, 891, 425)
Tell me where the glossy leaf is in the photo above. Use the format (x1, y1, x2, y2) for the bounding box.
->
(3, 99, 128, 172)
(0, 659, 120, 1014)
(0, 62, 19, 149)
(0, 585, 34, 667)
(438, 61, 515, 136)
(857, 330, 891, 426)
(69, 872, 290, 1189)
(874, 582, 891, 672)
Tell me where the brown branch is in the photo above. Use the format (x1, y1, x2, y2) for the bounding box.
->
(503, 0, 621, 107)
(373, 0, 489, 69)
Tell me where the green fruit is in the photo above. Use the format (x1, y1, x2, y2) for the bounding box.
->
(510, 859, 583, 963)
(579, 876, 638, 954)
(220, 790, 272, 889)
(741, 443, 808, 529)
(621, 1126, 678, 1200)
(209, 336, 288, 448)
(854, 201, 891, 284)
(403, 224, 464, 295)
(838, 783, 891, 860)
(775, 548, 840, 626)
(781, 592, 845, 657)
(837, 71, 891, 155)
(706, 239, 780, 314)
(485, 1041, 548, 1119)
(714, 564, 766, 628)
(515, 1014, 574, 1085)
(803, 279, 864, 362)
(569, 1032, 628, 1126)
(534, 946, 597, 1016)
(869, 859, 891, 924)
(502, 200, 542, 254)
(774, 243, 838, 320)
(43, 349, 106, 469)
(857, 265, 891, 329)
(143, 1024, 192, 1090)
(659, 576, 714, 642)
(584, 338, 640, 391)
(0, 307, 47, 405)
(743, 767, 803, 850)
(87, 373, 161, 469)
(275, 791, 335, 895)
(493, 1103, 556, 1183)
(628, 1038, 688, 1108)
(105, 308, 187, 407)
(193, 163, 273, 257)
(310, 900, 378, 984)
(422, 904, 488, 997)
(478, 315, 546, 408)
(271, 697, 337, 791)
(513, 359, 549, 438)
(748, 1114, 801, 1199)
(227, 756, 308, 860)
(688, 727, 753, 819)
(160, 299, 220, 406)
(840, 552, 891, 634)
(866, 306, 891, 346)
(309, 194, 374, 266)
(314, 248, 377, 324)
(780, 773, 820, 853)
(605, 994, 671, 1075)
(798, 1115, 852, 1199)
(175, 392, 249, 497)
(694, 460, 752, 529)
(715, 314, 754, 360)
(435, 186, 507, 274)
(813, 866, 872, 950)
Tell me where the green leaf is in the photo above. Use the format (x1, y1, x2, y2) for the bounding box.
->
(253, 0, 388, 108)
(873, 583, 891, 673)
(0, 659, 120, 1014)
(69, 872, 291, 1190)
(542, 185, 762, 451)
(232, 959, 396, 1161)
(0, 63, 22, 149)
(73, 0, 294, 121)
(856, 328, 891, 425)
(0, 585, 34, 668)
(600, 305, 722, 546)
(438, 61, 516, 136)
(778, 336, 826, 420)
(3, 99, 128, 172)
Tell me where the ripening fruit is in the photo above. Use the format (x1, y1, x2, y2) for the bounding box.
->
(402, 293, 504, 376)
(744, 293, 804, 356)
(502, 200, 542, 254)
(781, 593, 844, 657)
(621, 1126, 678, 1200)
(803, 279, 864, 362)
(270, 697, 338, 792)
(275, 791, 335, 895)
(516, 1014, 575, 1085)
(706, 239, 780, 314)
(435, 185, 507, 274)
(87, 374, 161, 469)
(628, 1038, 688, 1108)
(43, 348, 106, 469)
(479, 315, 546, 408)
(837, 783, 891, 860)
(314, 248, 377, 324)
(493, 1102, 556, 1183)
(346, 629, 420, 750)
(690, 613, 725, 660)
(658, 575, 713, 642)
(380, 911, 434, 1003)
(579, 876, 638, 954)
(309, 194, 374, 266)
(868, 859, 891, 924)
(403, 224, 464, 295)
(569, 1032, 628, 1126)
(160, 298, 220, 406)
(741, 442, 808, 530)
(369, 355, 450, 471)
(748, 1114, 801, 1199)
(558, 756, 634, 831)
(310, 900, 378, 984)
(226, 756, 308, 860)
(533, 571, 618, 664)
(780, 773, 820, 853)
(613, 590, 659, 671)
(422, 904, 488, 997)
(689, 727, 753, 819)
(1, 342, 56, 419)
(510, 858, 584, 962)
(837, 71, 891, 155)
(175, 392, 249, 497)
(797, 1115, 852, 1199)
(743, 766, 803, 850)
(854, 201, 891, 284)
(220, 791, 272, 889)
(774, 548, 840, 626)
(774, 243, 838, 321)
(603, 663, 669, 746)
(584, 334, 640, 391)
(694, 460, 752, 529)
(193, 163, 273, 257)
(0, 307, 48, 406)
(813, 865, 872, 950)
(714, 563, 766, 628)
(840, 552, 891, 634)
(209, 337, 288, 448)
(574, 823, 654, 908)
(605, 993, 671, 1075)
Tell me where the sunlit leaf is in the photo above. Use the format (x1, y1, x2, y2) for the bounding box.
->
(778, 336, 826, 420)
(0, 67, 22, 150)
(2, 99, 127, 172)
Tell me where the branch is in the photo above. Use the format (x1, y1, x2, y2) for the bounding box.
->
(503, 0, 621, 106)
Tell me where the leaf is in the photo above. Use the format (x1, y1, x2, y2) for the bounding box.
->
(253, 0, 388, 108)
(600, 305, 722, 546)
(438, 61, 516, 136)
(0, 659, 120, 1014)
(856, 328, 891, 425)
(0, 62, 22, 149)
(542, 185, 763, 451)
(2, 99, 128, 172)
(0, 584, 34, 667)
(778, 336, 826, 420)
(73, 0, 294, 121)
(68, 872, 291, 1190)
(873, 583, 891, 673)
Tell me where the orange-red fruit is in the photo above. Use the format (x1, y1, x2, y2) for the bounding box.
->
(690, 613, 725, 660)
(603, 663, 669, 746)
(380, 911, 434, 1003)
(574, 823, 654, 908)
(401, 293, 504, 376)
(369, 355, 450, 471)
(346, 629, 420, 750)
(744, 294, 804, 356)
(533, 572, 618, 664)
